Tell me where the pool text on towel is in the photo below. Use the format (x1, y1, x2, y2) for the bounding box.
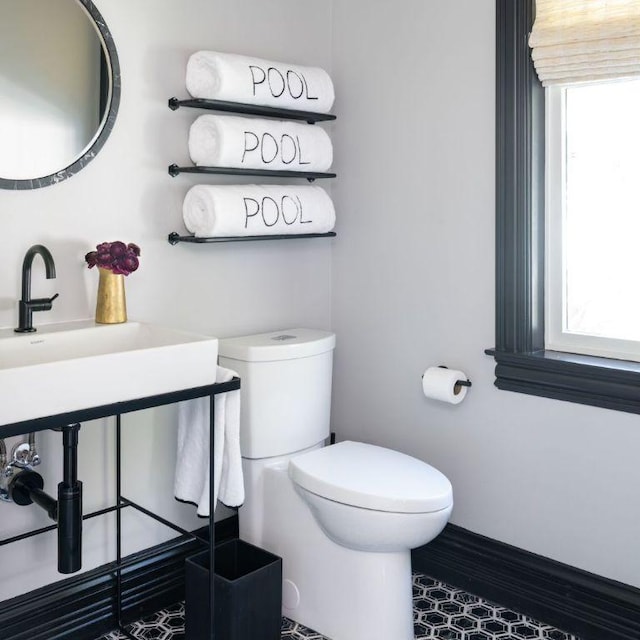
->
(242, 131, 310, 167)
(249, 65, 318, 102)
(243, 195, 312, 228)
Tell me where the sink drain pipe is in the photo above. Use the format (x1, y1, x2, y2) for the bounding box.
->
(9, 424, 83, 574)
(57, 423, 83, 574)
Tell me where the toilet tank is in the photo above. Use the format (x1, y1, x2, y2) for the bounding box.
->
(218, 328, 336, 459)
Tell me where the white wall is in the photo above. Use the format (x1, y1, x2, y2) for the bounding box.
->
(0, 0, 332, 601)
(330, 0, 640, 589)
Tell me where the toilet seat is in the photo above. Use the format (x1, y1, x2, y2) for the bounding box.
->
(289, 441, 452, 514)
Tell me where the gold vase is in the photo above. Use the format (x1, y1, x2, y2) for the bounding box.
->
(95, 267, 127, 324)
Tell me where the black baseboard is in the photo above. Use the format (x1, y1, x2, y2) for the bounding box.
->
(412, 524, 640, 640)
(0, 516, 239, 640)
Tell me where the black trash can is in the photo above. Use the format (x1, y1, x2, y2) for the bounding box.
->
(185, 539, 282, 640)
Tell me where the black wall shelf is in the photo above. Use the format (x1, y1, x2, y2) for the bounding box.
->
(168, 231, 336, 245)
(168, 95, 337, 244)
(168, 164, 336, 181)
(168, 97, 336, 124)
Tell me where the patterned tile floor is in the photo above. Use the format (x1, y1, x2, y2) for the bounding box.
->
(97, 573, 580, 640)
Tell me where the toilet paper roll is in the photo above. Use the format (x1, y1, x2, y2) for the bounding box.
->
(421, 366, 469, 404)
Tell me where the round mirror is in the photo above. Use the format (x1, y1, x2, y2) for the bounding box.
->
(0, 0, 120, 189)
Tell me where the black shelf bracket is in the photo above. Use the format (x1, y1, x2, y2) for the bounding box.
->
(168, 164, 336, 181)
(168, 231, 336, 245)
(168, 97, 336, 124)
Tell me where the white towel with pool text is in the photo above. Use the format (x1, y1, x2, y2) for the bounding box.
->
(188, 114, 333, 172)
(186, 50, 335, 113)
(182, 184, 336, 237)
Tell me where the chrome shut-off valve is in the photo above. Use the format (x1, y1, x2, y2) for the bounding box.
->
(0, 433, 41, 502)
(12, 438, 41, 469)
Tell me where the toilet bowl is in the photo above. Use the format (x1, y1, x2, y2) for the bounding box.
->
(290, 440, 452, 553)
(219, 329, 453, 640)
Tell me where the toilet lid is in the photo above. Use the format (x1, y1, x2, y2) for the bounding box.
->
(289, 441, 453, 514)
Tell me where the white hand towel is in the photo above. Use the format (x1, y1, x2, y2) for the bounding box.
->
(182, 184, 336, 238)
(174, 366, 243, 516)
(188, 115, 333, 172)
(186, 51, 335, 113)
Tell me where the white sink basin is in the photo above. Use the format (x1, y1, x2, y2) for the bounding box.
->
(0, 320, 219, 426)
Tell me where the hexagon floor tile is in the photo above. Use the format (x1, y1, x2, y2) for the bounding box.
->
(96, 573, 581, 640)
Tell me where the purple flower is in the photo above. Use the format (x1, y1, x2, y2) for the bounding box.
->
(85, 240, 141, 276)
(121, 255, 139, 273)
(110, 241, 127, 258)
(85, 251, 97, 268)
(96, 251, 114, 268)
(111, 264, 129, 275)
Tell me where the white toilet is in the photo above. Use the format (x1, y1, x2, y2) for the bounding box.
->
(219, 328, 453, 640)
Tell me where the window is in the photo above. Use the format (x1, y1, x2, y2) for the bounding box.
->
(546, 79, 640, 362)
(490, 0, 640, 414)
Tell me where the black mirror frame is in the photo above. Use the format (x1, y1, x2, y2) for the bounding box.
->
(0, 0, 121, 190)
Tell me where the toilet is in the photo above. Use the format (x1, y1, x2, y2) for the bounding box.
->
(218, 328, 453, 640)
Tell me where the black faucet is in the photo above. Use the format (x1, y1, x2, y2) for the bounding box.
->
(15, 245, 59, 333)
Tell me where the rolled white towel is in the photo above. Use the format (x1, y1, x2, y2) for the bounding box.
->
(188, 115, 333, 172)
(183, 184, 335, 237)
(186, 51, 335, 113)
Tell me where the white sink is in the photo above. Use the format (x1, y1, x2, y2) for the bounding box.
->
(0, 320, 219, 426)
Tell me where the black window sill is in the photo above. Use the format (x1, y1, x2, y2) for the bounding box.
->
(486, 348, 640, 413)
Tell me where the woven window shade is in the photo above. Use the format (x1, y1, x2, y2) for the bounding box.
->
(529, 0, 640, 86)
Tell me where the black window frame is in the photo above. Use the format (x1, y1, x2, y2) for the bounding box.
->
(488, 0, 640, 414)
